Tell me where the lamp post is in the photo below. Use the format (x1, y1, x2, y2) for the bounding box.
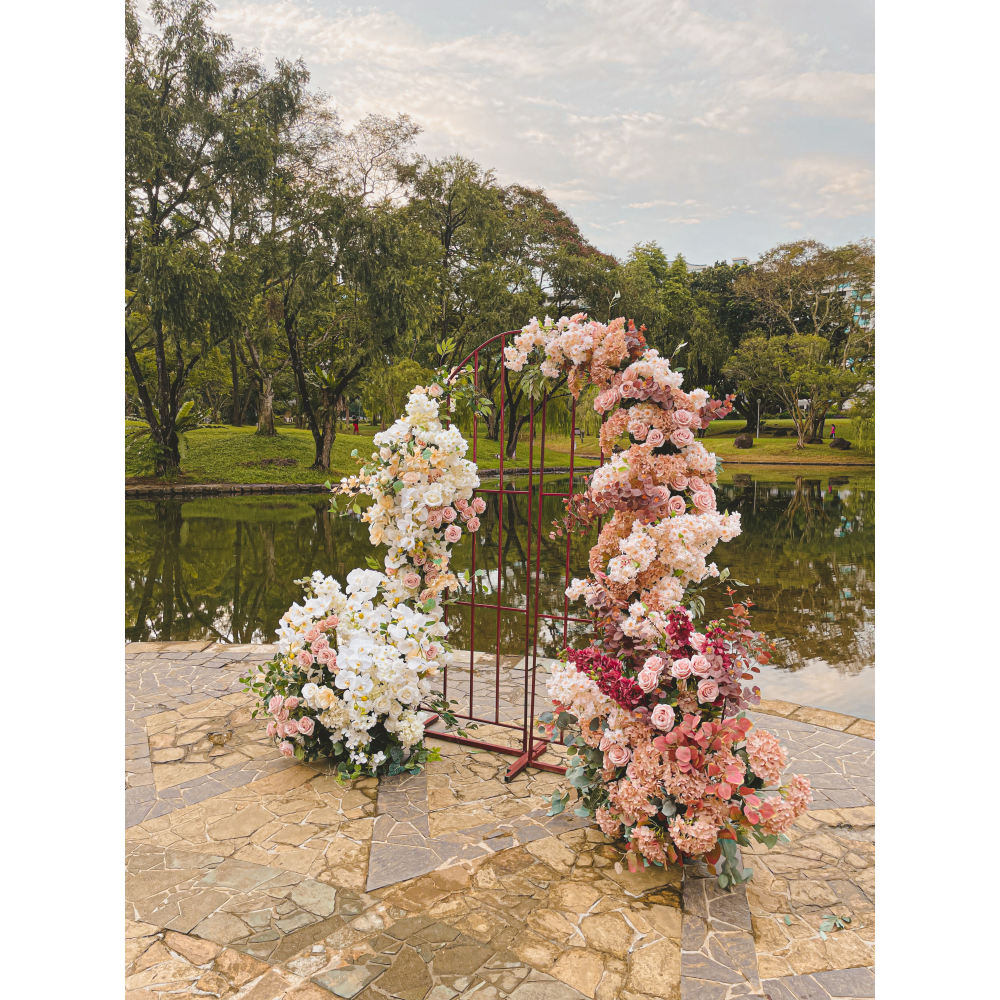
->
(756, 401, 760, 441)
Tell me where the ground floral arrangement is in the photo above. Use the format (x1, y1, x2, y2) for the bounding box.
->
(506, 314, 812, 888)
(242, 381, 484, 779)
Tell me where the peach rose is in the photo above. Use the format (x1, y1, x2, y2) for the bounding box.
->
(426, 510, 443, 528)
(403, 572, 421, 589)
(606, 745, 632, 767)
(266, 721, 277, 738)
(296, 650, 314, 669)
(630, 422, 649, 440)
(444, 525, 462, 543)
(651, 704, 676, 730)
(670, 474, 689, 491)
(413, 552, 426, 565)
(279, 741, 295, 757)
(472, 497, 487, 514)
(297, 716, 315, 736)
(692, 491, 715, 512)
(697, 679, 720, 703)
(303, 626, 322, 643)
(667, 495, 686, 515)
(673, 409, 695, 427)
(646, 428, 665, 448)
(441, 507, 457, 522)
(455, 498, 468, 511)
(689, 477, 706, 492)
(671, 658, 693, 679)
(268, 695, 284, 715)
(467, 517, 481, 531)
(637, 667, 660, 692)
(670, 427, 695, 447)
(690, 655, 711, 677)
(402, 471, 422, 484)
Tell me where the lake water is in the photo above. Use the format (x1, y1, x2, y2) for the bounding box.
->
(126, 469, 874, 719)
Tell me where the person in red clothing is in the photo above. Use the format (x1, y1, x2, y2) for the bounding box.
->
(352, 418, 359, 435)
(830, 423, 836, 439)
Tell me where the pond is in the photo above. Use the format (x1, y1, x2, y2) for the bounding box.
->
(126, 468, 874, 719)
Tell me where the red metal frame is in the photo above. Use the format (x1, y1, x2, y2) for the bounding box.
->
(422, 331, 600, 781)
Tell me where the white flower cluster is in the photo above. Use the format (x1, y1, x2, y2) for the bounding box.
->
(548, 657, 614, 721)
(274, 568, 448, 764)
(339, 386, 482, 600)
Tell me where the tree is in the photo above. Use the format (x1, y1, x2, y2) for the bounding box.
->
(725, 335, 872, 449)
(733, 239, 874, 437)
(125, 0, 305, 473)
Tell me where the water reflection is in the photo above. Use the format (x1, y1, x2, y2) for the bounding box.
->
(125, 470, 874, 717)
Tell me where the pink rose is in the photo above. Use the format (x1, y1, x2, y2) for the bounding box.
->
(312, 635, 329, 652)
(266, 721, 277, 738)
(426, 511, 442, 528)
(303, 626, 322, 643)
(279, 741, 295, 757)
(428, 383, 443, 397)
(673, 409, 695, 427)
(297, 716, 315, 736)
(599, 734, 615, 751)
(667, 495, 686, 515)
(441, 507, 457, 523)
(689, 631, 706, 651)
(651, 704, 676, 731)
(644, 656, 665, 673)
(277, 709, 289, 723)
(455, 498, 469, 511)
(637, 667, 660, 692)
(284, 696, 300, 711)
(606, 745, 632, 767)
(690, 655, 711, 677)
(317, 648, 337, 665)
(419, 589, 432, 602)
(697, 679, 720, 703)
(670, 427, 695, 448)
(321, 615, 339, 630)
(403, 573, 422, 589)
(467, 517, 481, 531)
(296, 650, 314, 669)
(646, 428, 665, 448)
(692, 490, 715, 512)
(413, 552, 427, 565)
(671, 658, 693, 679)
(689, 477, 707, 492)
(425, 644, 439, 659)
(472, 498, 487, 514)
(424, 568, 439, 583)
(444, 525, 462, 543)
(630, 423, 649, 440)
(268, 695, 284, 716)
(619, 381, 637, 398)
(671, 474, 689, 491)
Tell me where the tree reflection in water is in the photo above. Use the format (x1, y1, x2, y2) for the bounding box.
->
(125, 473, 873, 711)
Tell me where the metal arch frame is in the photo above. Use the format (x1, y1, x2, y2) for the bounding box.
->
(418, 330, 603, 782)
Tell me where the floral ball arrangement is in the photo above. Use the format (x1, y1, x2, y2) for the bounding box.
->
(243, 385, 481, 778)
(507, 314, 812, 886)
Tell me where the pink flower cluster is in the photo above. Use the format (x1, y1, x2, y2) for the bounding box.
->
(266, 694, 317, 756)
(509, 313, 813, 879)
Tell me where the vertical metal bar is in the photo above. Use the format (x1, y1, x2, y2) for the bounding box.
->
(468, 349, 478, 725)
(492, 344, 505, 725)
(563, 396, 577, 648)
(520, 365, 532, 760)
(526, 391, 548, 768)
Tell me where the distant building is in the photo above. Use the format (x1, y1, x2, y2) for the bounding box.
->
(685, 258, 749, 274)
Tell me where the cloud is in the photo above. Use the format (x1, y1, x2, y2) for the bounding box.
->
(141, 0, 873, 260)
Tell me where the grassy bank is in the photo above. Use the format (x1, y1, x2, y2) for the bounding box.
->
(125, 416, 871, 485)
(125, 423, 600, 485)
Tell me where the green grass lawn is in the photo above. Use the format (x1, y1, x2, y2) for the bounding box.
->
(125, 415, 870, 485)
(125, 423, 601, 485)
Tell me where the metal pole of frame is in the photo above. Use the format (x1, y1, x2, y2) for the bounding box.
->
(756, 400, 760, 441)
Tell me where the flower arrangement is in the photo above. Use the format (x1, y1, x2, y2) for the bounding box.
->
(507, 314, 812, 887)
(242, 383, 482, 778)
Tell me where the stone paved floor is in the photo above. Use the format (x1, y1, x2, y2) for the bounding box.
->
(125, 644, 875, 1000)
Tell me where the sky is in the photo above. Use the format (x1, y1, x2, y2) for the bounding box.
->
(150, 0, 875, 264)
